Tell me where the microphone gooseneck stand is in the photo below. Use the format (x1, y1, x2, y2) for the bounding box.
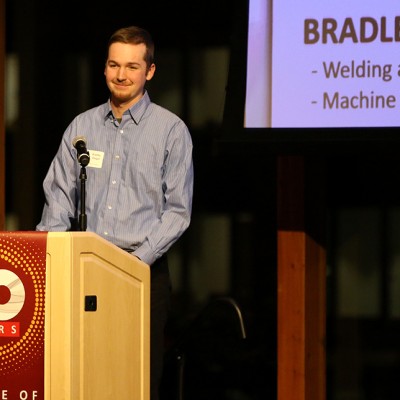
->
(78, 164, 88, 231)
(77, 153, 90, 231)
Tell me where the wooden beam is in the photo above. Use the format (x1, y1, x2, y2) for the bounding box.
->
(277, 155, 326, 400)
(0, 0, 5, 230)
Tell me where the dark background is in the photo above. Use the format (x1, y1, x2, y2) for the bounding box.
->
(5, 1, 400, 399)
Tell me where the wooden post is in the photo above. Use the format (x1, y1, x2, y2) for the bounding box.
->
(277, 155, 326, 400)
(0, 0, 5, 230)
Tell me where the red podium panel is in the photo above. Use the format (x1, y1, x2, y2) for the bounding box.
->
(0, 231, 47, 399)
(0, 231, 150, 400)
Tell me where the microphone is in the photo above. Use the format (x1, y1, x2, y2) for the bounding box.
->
(72, 136, 90, 166)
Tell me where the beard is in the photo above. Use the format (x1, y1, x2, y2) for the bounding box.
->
(107, 79, 144, 107)
(111, 86, 132, 101)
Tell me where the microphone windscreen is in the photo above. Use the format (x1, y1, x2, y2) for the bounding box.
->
(72, 136, 87, 148)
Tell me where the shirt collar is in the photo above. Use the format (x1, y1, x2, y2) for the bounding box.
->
(103, 90, 151, 125)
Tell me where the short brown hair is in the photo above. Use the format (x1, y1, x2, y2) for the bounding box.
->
(108, 26, 155, 69)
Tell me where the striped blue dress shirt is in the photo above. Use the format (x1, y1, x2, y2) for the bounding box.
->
(36, 91, 194, 266)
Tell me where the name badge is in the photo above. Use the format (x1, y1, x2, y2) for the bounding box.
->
(88, 150, 104, 168)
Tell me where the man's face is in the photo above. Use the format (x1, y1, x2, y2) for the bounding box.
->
(104, 42, 155, 106)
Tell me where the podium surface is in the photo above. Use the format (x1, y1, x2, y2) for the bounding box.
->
(45, 232, 150, 400)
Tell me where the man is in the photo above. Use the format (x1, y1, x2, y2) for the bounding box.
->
(37, 26, 194, 400)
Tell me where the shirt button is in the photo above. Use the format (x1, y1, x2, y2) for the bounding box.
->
(112, 180, 116, 184)
(120, 129, 124, 134)
(115, 155, 120, 159)
(108, 205, 112, 210)
(104, 231, 108, 235)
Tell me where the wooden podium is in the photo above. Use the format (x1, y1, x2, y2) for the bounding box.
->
(42, 232, 150, 400)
